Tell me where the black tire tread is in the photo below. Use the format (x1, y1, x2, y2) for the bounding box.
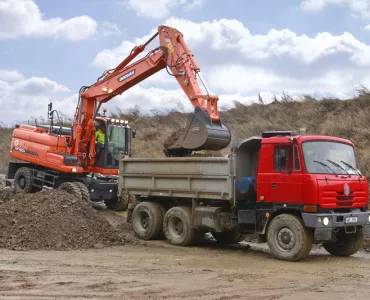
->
(267, 214, 313, 262)
(14, 167, 41, 193)
(163, 206, 197, 246)
(132, 201, 164, 240)
(59, 182, 82, 200)
(73, 182, 90, 202)
(323, 228, 363, 256)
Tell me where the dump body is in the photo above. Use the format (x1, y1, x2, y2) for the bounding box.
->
(118, 154, 234, 201)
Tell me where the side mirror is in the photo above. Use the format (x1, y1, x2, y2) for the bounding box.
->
(132, 129, 136, 138)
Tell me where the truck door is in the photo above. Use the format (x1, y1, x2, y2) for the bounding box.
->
(270, 144, 303, 204)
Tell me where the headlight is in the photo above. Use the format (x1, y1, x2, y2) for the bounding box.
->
(368, 215, 370, 222)
(323, 217, 330, 226)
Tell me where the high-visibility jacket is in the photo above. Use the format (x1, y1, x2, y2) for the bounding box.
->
(96, 129, 105, 144)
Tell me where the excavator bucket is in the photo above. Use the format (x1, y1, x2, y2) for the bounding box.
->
(164, 107, 231, 156)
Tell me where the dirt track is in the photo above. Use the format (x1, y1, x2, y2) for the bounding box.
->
(0, 209, 369, 300)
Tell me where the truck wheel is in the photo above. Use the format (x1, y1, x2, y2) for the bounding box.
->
(211, 231, 247, 244)
(59, 182, 82, 200)
(132, 202, 164, 240)
(163, 206, 199, 246)
(14, 167, 41, 193)
(267, 214, 313, 262)
(73, 182, 90, 202)
(323, 228, 363, 256)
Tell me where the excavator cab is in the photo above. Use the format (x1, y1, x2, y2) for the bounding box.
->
(94, 117, 134, 169)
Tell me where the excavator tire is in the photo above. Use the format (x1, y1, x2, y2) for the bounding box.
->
(105, 194, 133, 211)
(14, 167, 42, 193)
(59, 182, 82, 201)
(73, 182, 90, 202)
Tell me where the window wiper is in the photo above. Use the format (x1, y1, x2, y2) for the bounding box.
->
(327, 159, 351, 177)
(340, 160, 362, 177)
(313, 160, 338, 177)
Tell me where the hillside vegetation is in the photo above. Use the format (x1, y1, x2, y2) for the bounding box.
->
(2, 92, 370, 178)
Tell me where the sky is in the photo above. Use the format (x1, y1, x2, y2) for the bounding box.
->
(1, 0, 370, 125)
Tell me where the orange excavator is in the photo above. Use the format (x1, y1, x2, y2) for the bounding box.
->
(7, 25, 231, 209)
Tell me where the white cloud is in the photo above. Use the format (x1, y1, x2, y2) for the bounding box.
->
(206, 65, 367, 99)
(123, 0, 203, 20)
(0, 0, 97, 41)
(93, 17, 370, 70)
(0, 70, 74, 125)
(90, 17, 370, 115)
(100, 21, 123, 37)
(301, 0, 370, 18)
(0, 70, 24, 81)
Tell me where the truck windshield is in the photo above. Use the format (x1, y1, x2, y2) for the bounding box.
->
(302, 141, 360, 175)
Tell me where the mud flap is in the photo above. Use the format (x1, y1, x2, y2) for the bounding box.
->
(164, 107, 231, 156)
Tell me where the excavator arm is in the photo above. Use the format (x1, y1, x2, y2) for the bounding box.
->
(72, 25, 231, 166)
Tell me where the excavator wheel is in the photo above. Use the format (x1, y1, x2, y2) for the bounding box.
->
(73, 182, 91, 202)
(163, 107, 231, 156)
(14, 167, 42, 193)
(59, 182, 82, 201)
(105, 194, 134, 211)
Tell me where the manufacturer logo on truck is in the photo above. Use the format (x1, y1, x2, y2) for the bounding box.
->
(118, 69, 136, 82)
(344, 183, 350, 196)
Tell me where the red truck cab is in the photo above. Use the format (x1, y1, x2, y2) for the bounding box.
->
(245, 131, 369, 260)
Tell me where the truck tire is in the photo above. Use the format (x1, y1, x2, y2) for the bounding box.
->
(211, 231, 247, 244)
(14, 167, 41, 193)
(323, 228, 363, 257)
(73, 182, 90, 202)
(163, 206, 200, 246)
(59, 182, 82, 201)
(132, 201, 164, 240)
(267, 214, 313, 262)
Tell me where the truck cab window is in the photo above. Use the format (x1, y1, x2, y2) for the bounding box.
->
(274, 146, 293, 171)
(294, 145, 301, 171)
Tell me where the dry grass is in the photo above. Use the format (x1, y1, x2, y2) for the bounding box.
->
(113, 93, 370, 178)
(0, 125, 13, 174)
(2, 92, 370, 178)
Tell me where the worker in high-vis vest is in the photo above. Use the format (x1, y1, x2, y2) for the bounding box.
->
(95, 122, 105, 145)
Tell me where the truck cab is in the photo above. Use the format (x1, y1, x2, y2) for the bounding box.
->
(235, 131, 368, 260)
(254, 132, 367, 211)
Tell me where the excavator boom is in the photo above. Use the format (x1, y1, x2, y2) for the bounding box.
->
(73, 25, 230, 167)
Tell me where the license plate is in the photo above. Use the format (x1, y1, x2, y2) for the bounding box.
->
(345, 217, 358, 224)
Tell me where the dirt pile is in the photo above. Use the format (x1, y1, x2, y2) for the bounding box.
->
(0, 189, 129, 251)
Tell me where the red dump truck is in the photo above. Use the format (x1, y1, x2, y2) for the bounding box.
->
(118, 130, 369, 261)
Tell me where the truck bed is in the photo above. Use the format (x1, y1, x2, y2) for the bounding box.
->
(118, 155, 233, 201)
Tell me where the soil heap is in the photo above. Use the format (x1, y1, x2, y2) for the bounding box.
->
(0, 188, 128, 251)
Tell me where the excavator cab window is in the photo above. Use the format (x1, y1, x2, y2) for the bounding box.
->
(94, 120, 129, 169)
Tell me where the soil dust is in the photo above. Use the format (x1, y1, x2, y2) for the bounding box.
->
(0, 189, 131, 251)
(1, 188, 370, 299)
